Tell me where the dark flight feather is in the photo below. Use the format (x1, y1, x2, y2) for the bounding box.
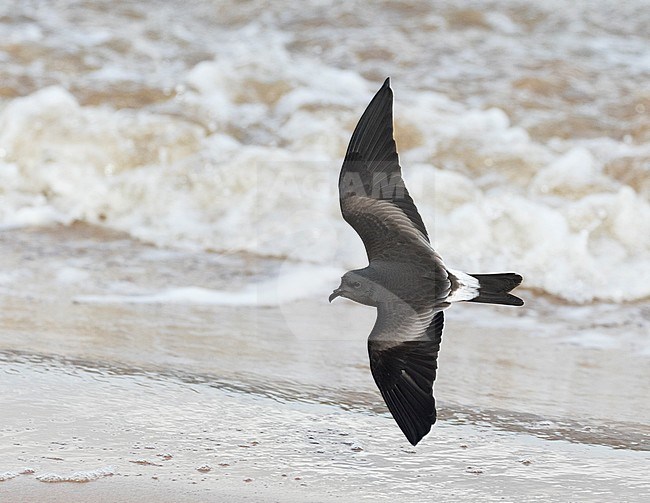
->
(368, 310, 444, 445)
(339, 78, 430, 251)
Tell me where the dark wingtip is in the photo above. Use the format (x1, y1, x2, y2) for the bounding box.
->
(408, 434, 422, 446)
(382, 77, 391, 89)
(405, 421, 432, 446)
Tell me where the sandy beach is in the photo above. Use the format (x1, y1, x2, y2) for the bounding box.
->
(1, 0, 649, 500)
(1, 225, 649, 502)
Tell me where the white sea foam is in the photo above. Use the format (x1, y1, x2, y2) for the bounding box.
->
(56, 267, 91, 284)
(0, 471, 19, 482)
(74, 265, 342, 306)
(35, 466, 115, 483)
(564, 332, 620, 350)
(0, 1, 648, 303)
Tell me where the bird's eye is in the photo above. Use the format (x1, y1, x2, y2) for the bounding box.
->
(353, 281, 361, 288)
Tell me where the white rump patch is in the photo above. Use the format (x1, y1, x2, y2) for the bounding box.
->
(446, 268, 480, 302)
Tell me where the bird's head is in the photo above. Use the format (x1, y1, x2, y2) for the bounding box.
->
(329, 270, 377, 306)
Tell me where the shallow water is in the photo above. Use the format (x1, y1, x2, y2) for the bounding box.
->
(1, 226, 649, 500)
(1, 0, 649, 302)
(1, 0, 649, 500)
(1, 353, 649, 503)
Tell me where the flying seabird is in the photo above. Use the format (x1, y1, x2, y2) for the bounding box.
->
(329, 78, 524, 446)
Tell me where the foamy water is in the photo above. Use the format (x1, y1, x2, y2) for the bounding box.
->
(1, 3, 649, 500)
(73, 264, 343, 306)
(35, 467, 115, 483)
(0, 0, 648, 302)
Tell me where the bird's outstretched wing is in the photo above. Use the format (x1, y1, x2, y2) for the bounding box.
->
(339, 78, 432, 262)
(368, 304, 444, 446)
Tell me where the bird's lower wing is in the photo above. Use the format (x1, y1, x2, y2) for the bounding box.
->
(368, 307, 444, 446)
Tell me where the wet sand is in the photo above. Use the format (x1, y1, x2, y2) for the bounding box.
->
(1, 225, 649, 501)
(2, 361, 648, 503)
(2, 353, 649, 503)
(2, 0, 649, 499)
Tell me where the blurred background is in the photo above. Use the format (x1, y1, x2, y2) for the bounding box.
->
(1, 0, 648, 301)
(0, 1, 648, 501)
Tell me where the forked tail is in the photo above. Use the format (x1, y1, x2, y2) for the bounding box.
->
(467, 273, 524, 306)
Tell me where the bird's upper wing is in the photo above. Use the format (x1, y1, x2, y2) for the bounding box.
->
(368, 302, 444, 446)
(339, 78, 432, 262)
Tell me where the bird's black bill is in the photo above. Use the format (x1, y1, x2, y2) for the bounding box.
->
(329, 289, 342, 303)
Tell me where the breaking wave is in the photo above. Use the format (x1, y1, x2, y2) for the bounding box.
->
(0, 0, 648, 303)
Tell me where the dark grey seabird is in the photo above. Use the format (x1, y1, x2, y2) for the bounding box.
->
(329, 78, 524, 446)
